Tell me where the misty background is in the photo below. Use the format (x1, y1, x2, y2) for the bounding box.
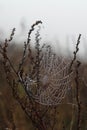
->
(0, 0, 87, 61)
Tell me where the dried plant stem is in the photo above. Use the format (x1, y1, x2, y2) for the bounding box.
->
(69, 34, 81, 130)
(18, 21, 42, 73)
(12, 81, 46, 130)
(75, 61, 81, 130)
(70, 104, 75, 130)
(51, 107, 57, 130)
(69, 34, 81, 71)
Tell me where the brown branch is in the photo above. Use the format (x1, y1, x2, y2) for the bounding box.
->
(69, 34, 81, 130)
(75, 60, 81, 130)
(69, 34, 81, 71)
(18, 20, 42, 73)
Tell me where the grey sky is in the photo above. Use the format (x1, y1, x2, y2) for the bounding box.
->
(0, 0, 87, 35)
(0, 0, 87, 59)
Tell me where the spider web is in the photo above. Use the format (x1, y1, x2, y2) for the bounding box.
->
(23, 46, 73, 106)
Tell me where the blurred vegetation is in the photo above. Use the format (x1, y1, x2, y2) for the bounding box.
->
(0, 45, 34, 130)
(0, 21, 87, 130)
(0, 42, 87, 130)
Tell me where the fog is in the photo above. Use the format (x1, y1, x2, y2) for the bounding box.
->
(0, 0, 87, 61)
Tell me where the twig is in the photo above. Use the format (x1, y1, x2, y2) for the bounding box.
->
(75, 61, 81, 130)
(69, 34, 81, 71)
(69, 34, 81, 130)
